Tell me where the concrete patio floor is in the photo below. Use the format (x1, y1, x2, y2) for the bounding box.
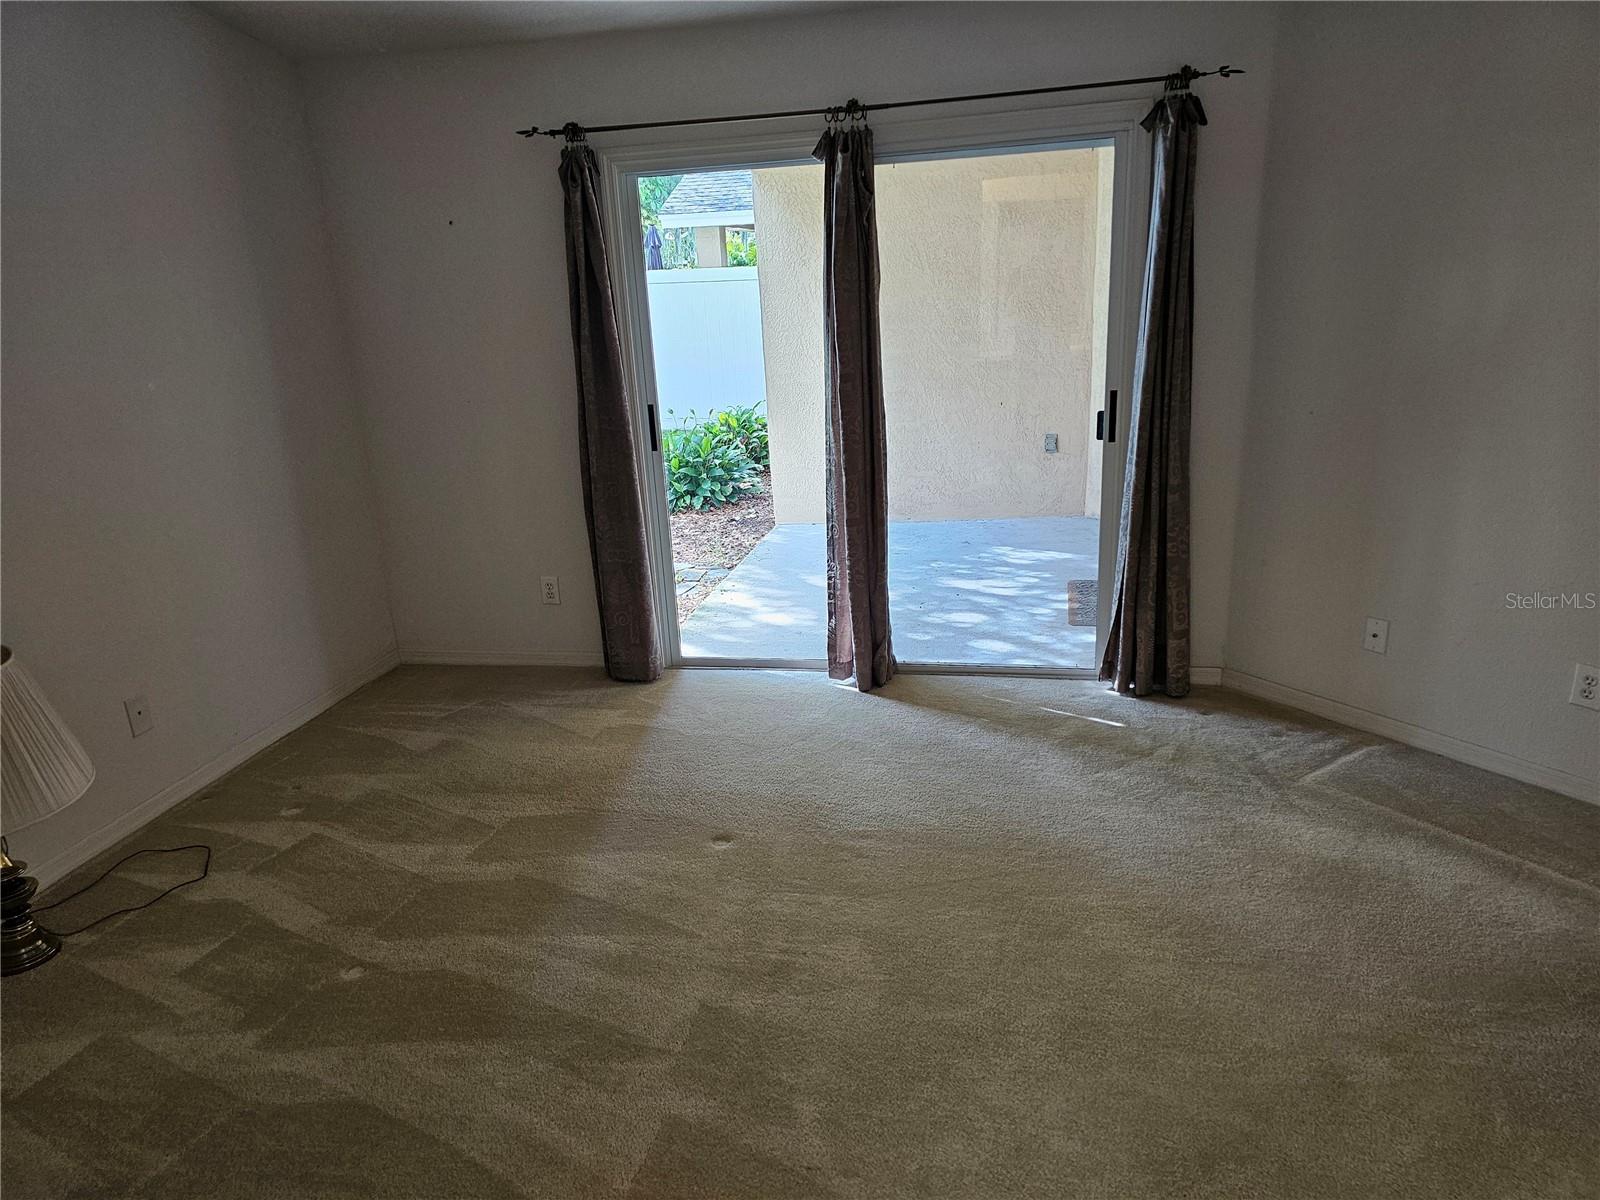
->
(678, 517, 1101, 667)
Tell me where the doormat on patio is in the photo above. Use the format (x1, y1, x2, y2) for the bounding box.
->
(1067, 579, 1098, 627)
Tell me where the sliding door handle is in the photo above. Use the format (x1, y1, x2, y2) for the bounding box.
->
(647, 403, 660, 453)
(1095, 390, 1119, 443)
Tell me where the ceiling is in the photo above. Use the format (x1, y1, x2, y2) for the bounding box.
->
(197, 1, 857, 60)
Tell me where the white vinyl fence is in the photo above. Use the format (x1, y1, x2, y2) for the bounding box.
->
(645, 267, 767, 429)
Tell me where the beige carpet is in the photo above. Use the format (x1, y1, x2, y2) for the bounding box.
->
(2, 667, 1597, 1198)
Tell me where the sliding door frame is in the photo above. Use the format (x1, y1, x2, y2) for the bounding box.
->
(596, 97, 1153, 676)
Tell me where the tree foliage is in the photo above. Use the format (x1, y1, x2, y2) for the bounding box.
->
(638, 175, 682, 226)
(639, 175, 695, 269)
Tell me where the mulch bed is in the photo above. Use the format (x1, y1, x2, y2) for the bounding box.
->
(671, 470, 774, 619)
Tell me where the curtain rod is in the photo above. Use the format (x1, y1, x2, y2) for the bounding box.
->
(516, 63, 1243, 140)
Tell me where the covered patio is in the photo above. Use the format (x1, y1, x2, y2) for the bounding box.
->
(678, 517, 1101, 667)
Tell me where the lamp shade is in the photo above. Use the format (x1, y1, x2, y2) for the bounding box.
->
(1, 648, 94, 833)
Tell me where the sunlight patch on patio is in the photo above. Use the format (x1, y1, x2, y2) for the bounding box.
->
(678, 517, 1100, 667)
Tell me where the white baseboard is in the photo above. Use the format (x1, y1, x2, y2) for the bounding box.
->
(1221, 669, 1598, 805)
(31, 646, 402, 888)
(397, 647, 606, 667)
(1190, 667, 1223, 686)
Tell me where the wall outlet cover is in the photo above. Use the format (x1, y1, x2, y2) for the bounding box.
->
(1043, 433, 1058, 453)
(1363, 617, 1389, 655)
(540, 576, 561, 605)
(124, 695, 153, 737)
(1570, 664, 1600, 711)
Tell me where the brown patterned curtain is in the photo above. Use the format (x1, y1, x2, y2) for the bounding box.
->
(559, 140, 662, 682)
(814, 120, 894, 691)
(1100, 86, 1206, 697)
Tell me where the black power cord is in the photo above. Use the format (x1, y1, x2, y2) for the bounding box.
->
(33, 844, 212, 937)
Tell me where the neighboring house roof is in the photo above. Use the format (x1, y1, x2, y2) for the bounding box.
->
(658, 170, 755, 229)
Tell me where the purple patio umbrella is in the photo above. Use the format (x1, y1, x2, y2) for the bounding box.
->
(643, 226, 665, 270)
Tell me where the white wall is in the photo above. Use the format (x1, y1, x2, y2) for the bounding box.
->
(302, 1, 1280, 668)
(1227, 3, 1599, 792)
(1, 2, 397, 878)
(644, 267, 767, 428)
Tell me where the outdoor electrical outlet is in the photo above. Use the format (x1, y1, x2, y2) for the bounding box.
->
(541, 576, 561, 605)
(1044, 433, 1059, 453)
(1363, 618, 1389, 655)
(124, 695, 153, 737)
(1570, 664, 1600, 711)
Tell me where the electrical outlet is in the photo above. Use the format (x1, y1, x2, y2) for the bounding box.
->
(124, 695, 153, 737)
(1043, 433, 1058, 453)
(1363, 617, 1389, 655)
(1570, 663, 1600, 711)
(540, 576, 561, 605)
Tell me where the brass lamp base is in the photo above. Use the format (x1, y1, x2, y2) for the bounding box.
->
(1, 852, 61, 976)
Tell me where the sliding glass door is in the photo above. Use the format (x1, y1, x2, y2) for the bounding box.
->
(875, 143, 1120, 670)
(632, 164, 826, 666)
(603, 108, 1142, 675)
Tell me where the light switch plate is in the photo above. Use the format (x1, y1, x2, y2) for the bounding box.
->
(1043, 433, 1058, 453)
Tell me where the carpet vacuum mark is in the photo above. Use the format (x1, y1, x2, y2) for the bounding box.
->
(3, 666, 1597, 1199)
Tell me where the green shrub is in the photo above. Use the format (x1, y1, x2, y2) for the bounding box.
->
(662, 426, 759, 512)
(709, 405, 770, 469)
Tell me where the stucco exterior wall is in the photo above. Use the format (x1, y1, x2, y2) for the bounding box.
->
(752, 165, 826, 524)
(755, 147, 1113, 524)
